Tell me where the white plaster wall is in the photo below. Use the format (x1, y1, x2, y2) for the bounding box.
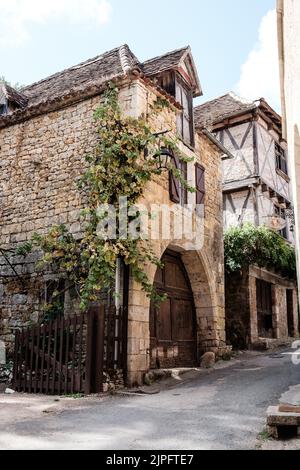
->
(278, 0, 300, 281)
(224, 189, 255, 230)
(218, 123, 255, 183)
(256, 120, 291, 200)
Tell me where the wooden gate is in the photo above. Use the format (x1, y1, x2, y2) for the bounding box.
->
(150, 251, 197, 369)
(13, 305, 127, 395)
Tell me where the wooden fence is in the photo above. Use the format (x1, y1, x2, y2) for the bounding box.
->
(13, 305, 127, 395)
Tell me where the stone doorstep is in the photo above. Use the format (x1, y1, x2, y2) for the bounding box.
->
(267, 405, 300, 439)
(150, 368, 200, 381)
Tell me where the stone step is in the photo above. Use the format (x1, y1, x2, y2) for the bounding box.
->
(267, 405, 300, 439)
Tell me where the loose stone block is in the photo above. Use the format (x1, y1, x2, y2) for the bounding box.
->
(200, 352, 216, 369)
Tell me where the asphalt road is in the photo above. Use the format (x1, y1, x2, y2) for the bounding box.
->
(1, 350, 300, 450)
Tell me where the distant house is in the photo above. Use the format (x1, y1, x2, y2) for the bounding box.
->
(195, 93, 298, 349)
(0, 45, 229, 388)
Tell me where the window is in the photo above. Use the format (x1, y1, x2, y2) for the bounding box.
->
(176, 80, 194, 147)
(195, 163, 205, 206)
(169, 154, 188, 206)
(156, 71, 195, 147)
(179, 161, 188, 206)
(275, 142, 288, 175)
(274, 204, 288, 239)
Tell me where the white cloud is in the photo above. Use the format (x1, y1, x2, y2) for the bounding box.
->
(236, 9, 280, 111)
(0, 0, 112, 47)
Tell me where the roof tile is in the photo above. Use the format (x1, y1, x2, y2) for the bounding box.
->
(194, 92, 257, 129)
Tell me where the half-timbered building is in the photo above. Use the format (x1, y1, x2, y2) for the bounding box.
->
(195, 92, 298, 349)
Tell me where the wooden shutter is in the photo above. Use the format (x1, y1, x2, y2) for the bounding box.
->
(195, 163, 205, 205)
(169, 154, 180, 203)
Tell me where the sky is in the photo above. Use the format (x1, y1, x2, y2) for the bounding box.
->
(0, 0, 280, 110)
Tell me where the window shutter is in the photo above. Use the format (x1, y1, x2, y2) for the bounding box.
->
(169, 154, 180, 203)
(195, 163, 205, 205)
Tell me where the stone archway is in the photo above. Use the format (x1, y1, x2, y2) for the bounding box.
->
(181, 249, 221, 356)
(126, 243, 223, 384)
(150, 249, 197, 369)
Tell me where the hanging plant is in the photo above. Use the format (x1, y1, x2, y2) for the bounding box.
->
(12, 83, 195, 311)
(224, 223, 297, 280)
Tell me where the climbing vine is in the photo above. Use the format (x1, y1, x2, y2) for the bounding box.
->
(13, 83, 195, 311)
(224, 223, 297, 280)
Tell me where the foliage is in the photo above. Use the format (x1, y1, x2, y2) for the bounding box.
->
(0, 76, 24, 91)
(14, 83, 195, 311)
(15, 241, 33, 257)
(224, 223, 297, 280)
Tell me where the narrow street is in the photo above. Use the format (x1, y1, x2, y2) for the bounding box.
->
(1, 349, 300, 450)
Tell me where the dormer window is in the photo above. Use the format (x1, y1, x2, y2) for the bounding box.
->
(142, 47, 201, 148)
(176, 78, 194, 147)
(275, 142, 288, 175)
(156, 71, 195, 147)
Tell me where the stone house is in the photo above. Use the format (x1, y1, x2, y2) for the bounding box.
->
(0, 45, 229, 386)
(194, 92, 299, 349)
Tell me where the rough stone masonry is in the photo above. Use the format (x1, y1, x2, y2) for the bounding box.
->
(0, 45, 228, 385)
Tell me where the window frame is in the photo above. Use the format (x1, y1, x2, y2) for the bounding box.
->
(175, 76, 195, 148)
(275, 142, 288, 176)
(179, 160, 188, 207)
(274, 204, 288, 239)
(195, 163, 206, 206)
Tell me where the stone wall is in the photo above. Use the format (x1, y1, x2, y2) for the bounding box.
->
(0, 93, 104, 352)
(226, 265, 298, 349)
(249, 266, 298, 343)
(0, 77, 226, 386)
(118, 79, 226, 384)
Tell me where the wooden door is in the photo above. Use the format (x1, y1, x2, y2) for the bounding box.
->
(256, 279, 274, 338)
(150, 251, 197, 369)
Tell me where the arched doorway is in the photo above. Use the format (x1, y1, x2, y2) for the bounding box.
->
(150, 250, 197, 369)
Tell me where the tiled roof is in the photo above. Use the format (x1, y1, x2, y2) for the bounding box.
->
(21, 45, 139, 110)
(194, 92, 258, 129)
(0, 44, 199, 127)
(141, 46, 190, 76)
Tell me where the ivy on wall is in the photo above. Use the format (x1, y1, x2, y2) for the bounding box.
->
(8, 83, 195, 312)
(224, 223, 297, 280)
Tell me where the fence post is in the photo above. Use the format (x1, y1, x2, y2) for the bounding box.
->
(12, 330, 20, 391)
(86, 305, 105, 394)
(94, 306, 105, 393)
(85, 308, 94, 394)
